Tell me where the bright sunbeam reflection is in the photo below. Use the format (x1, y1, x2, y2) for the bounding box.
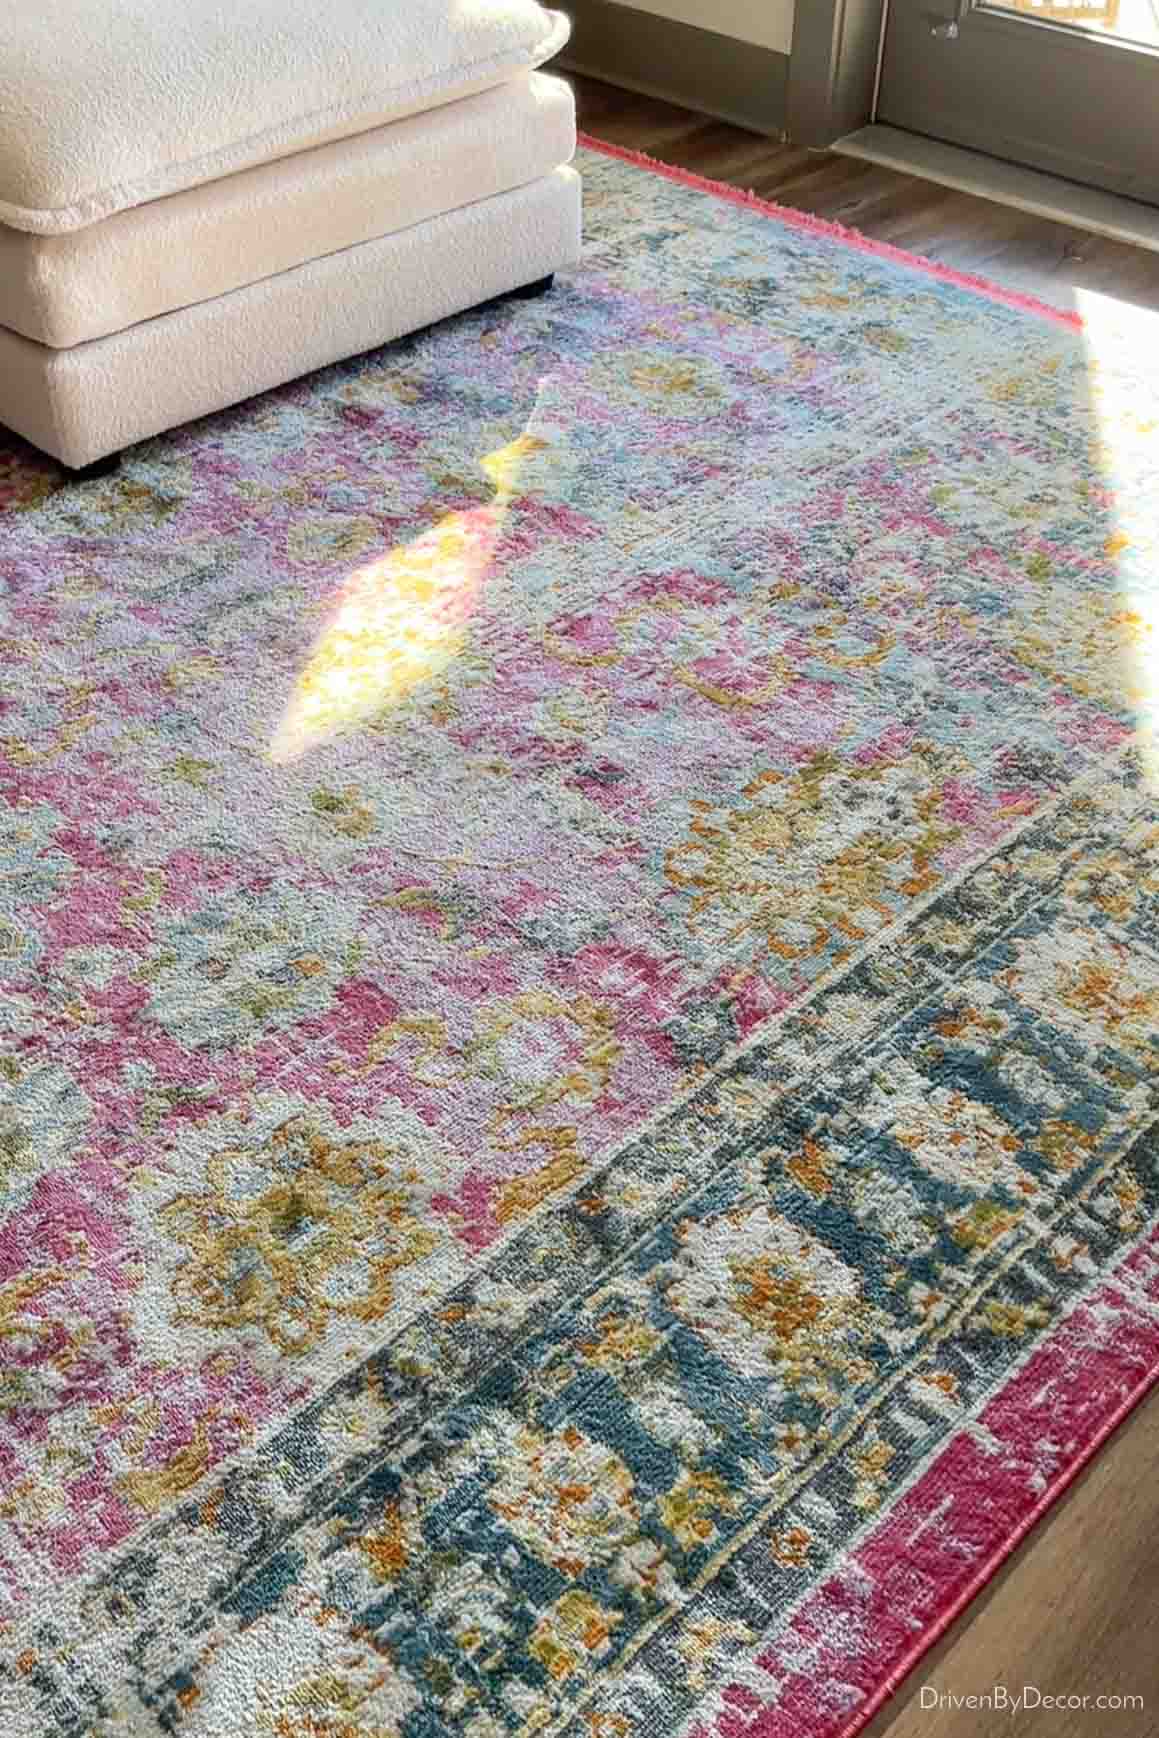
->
(268, 429, 547, 764)
(1073, 288, 1159, 775)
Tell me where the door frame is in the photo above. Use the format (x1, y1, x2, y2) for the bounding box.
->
(787, 0, 888, 147)
(877, 0, 1159, 203)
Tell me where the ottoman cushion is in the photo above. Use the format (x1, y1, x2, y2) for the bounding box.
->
(0, 0, 569, 235)
(0, 73, 576, 348)
(0, 167, 582, 469)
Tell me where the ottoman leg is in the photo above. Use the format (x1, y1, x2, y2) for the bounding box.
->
(472, 273, 556, 320)
(505, 273, 555, 299)
(63, 451, 122, 483)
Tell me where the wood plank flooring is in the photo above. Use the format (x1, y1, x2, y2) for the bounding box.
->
(566, 70, 1159, 1738)
(568, 71, 1159, 313)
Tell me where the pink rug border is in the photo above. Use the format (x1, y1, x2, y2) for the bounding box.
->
(835, 1228, 1159, 1737)
(580, 125, 1155, 1736)
(680, 1229, 1159, 1738)
(835, 1344, 1159, 1738)
(577, 131, 1084, 332)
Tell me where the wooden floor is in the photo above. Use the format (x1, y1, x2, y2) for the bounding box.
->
(567, 70, 1159, 1738)
(569, 72, 1159, 314)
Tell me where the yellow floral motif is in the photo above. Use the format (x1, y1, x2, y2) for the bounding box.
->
(162, 1118, 442, 1353)
(166, 755, 217, 789)
(493, 1141, 586, 1226)
(771, 1525, 813, 1568)
(730, 1257, 826, 1343)
(542, 625, 624, 669)
(811, 612, 897, 671)
(630, 360, 719, 399)
(1004, 927, 1159, 1069)
(489, 1425, 639, 1578)
(286, 512, 380, 568)
(785, 1137, 836, 1199)
(1008, 591, 1157, 710)
(577, 1313, 663, 1371)
(471, 991, 622, 1128)
(1030, 1119, 1097, 1172)
(310, 786, 378, 838)
(262, 1668, 400, 1738)
(851, 1432, 896, 1513)
(0, 1271, 60, 1348)
(1057, 957, 1158, 1052)
(354, 991, 620, 1213)
(988, 359, 1066, 408)
(776, 1421, 811, 1460)
(1, 698, 95, 766)
(121, 1418, 215, 1513)
(665, 753, 960, 958)
(658, 1469, 737, 1550)
(104, 477, 184, 524)
(529, 1591, 621, 1682)
(949, 1200, 1022, 1253)
(673, 656, 794, 710)
(355, 1502, 411, 1585)
(860, 324, 910, 355)
(361, 992, 621, 1156)
(363, 1013, 457, 1087)
(376, 886, 470, 942)
(675, 1615, 759, 1693)
(597, 345, 728, 406)
(981, 1299, 1051, 1338)
(1112, 1170, 1145, 1233)
(163, 653, 220, 690)
(667, 1204, 883, 1402)
(1064, 833, 1159, 923)
(189, 1594, 419, 1737)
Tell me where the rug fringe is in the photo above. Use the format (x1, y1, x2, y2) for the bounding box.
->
(577, 131, 1085, 332)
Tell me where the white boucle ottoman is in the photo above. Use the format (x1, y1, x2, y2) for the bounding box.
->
(0, 0, 581, 472)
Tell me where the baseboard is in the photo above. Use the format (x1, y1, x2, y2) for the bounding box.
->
(837, 125, 1159, 255)
(558, 0, 787, 138)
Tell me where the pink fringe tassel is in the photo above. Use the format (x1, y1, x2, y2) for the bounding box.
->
(577, 131, 1085, 332)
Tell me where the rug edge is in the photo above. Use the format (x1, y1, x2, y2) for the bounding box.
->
(833, 1265, 1159, 1738)
(707, 1220, 1159, 1738)
(579, 123, 1149, 1736)
(577, 131, 1085, 332)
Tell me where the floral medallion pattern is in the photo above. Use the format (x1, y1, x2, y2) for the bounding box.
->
(0, 143, 1157, 1736)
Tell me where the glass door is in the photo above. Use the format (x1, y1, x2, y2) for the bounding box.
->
(993, 0, 1157, 48)
(876, 0, 1159, 204)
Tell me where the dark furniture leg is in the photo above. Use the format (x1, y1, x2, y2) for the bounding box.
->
(63, 451, 121, 482)
(472, 273, 556, 320)
(505, 273, 555, 299)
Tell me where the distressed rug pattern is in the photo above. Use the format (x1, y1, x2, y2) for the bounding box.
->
(1, 141, 1157, 1736)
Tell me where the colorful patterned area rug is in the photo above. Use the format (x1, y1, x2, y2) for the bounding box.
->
(1, 137, 1158, 1738)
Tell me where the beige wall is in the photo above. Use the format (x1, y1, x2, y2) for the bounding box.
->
(609, 0, 794, 55)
